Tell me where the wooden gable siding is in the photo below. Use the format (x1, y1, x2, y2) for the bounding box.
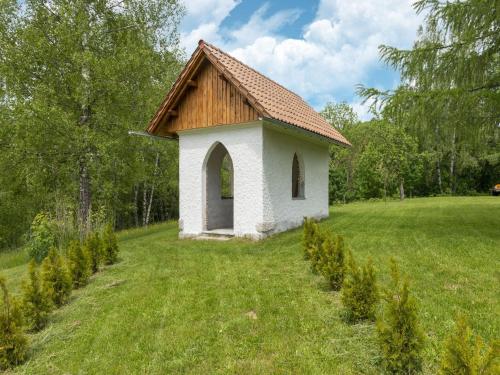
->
(158, 59, 260, 136)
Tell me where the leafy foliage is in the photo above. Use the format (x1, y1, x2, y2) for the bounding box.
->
(84, 232, 102, 274)
(101, 223, 119, 266)
(439, 315, 499, 375)
(67, 240, 91, 288)
(317, 234, 346, 290)
(377, 259, 425, 374)
(26, 213, 56, 263)
(22, 260, 53, 331)
(354, 0, 499, 199)
(41, 247, 72, 307)
(0, 0, 184, 250)
(0, 276, 28, 369)
(341, 252, 379, 322)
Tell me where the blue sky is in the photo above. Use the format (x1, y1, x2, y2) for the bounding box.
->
(180, 0, 424, 119)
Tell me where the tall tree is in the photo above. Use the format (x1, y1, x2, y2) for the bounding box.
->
(321, 102, 361, 203)
(0, 0, 184, 242)
(358, 0, 499, 194)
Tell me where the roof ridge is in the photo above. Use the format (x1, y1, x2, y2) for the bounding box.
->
(200, 40, 305, 103)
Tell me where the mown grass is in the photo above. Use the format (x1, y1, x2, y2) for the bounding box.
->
(1, 196, 499, 374)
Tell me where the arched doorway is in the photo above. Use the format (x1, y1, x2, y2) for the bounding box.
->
(203, 142, 234, 231)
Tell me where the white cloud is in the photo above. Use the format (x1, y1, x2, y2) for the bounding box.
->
(228, 4, 302, 47)
(180, 0, 424, 119)
(180, 0, 240, 50)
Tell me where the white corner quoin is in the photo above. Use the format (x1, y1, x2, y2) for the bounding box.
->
(178, 119, 330, 240)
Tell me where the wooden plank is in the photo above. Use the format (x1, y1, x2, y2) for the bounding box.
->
(221, 79, 225, 123)
(178, 95, 183, 130)
(217, 75, 225, 124)
(230, 84, 235, 123)
(202, 64, 207, 126)
(211, 64, 216, 125)
(243, 100, 248, 121)
(215, 70, 219, 124)
(207, 64, 212, 126)
(184, 88, 193, 129)
(235, 90, 240, 123)
(225, 79, 229, 123)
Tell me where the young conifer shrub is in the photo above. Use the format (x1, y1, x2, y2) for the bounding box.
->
(84, 231, 102, 274)
(377, 259, 425, 374)
(41, 247, 72, 307)
(310, 231, 331, 274)
(302, 217, 320, 260)
(318, 234, 346, 290)
(101, 223, 119, 265)
(439, 315, 499, 375)
(67, 240, 91, 288)
(0, 276, 28, 370)
(341, 251, 379, 321)
(309, 243, 322, 274)
(22, 260, 53, 331)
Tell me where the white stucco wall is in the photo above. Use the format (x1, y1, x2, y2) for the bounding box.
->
(178, 121, 264, 239)
(178, 120, 330, 239)
(261, 121, 330, 235)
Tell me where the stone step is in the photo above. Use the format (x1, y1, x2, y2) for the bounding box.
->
(198, 229, 234, 241)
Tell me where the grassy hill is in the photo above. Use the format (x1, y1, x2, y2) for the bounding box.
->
(2, 197, 499, 374)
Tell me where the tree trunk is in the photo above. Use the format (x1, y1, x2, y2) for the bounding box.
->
(134, 184, 139, 227)
(145, 185, 154, 225)
(144, 152, 160, 226)
(399, 179, 405, 200)
(78, 27, 92, 235)
(435, 123, 443, 194)
(142, 185, 147, 226)
(436, 159, 443, 193)
(450, 127, 456, 194)
(383, 175, 387, 202)
(78, 157, 91, 233)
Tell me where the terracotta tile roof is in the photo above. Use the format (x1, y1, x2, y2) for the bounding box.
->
(201, 41, 350, 146)
(147, 40, 350, 146)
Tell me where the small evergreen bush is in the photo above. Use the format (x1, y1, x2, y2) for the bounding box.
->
(302, 217, 320, 260)
(0, 276, 28, 370)
(67, 240, 91, 288)
(84, 231, 102, 274)
(101, 223, 119, 265)
(41, 247, 72, 307)
(22, 260, 53, 331)
(377, 259, 425, 374)
(318, 234, 346, 290)
(439, 315, 499, 375)
(26, 212, 56, 263)
(309, 242, 322, 274)
(341, 251, 379, 321)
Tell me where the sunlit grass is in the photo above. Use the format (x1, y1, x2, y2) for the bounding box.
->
(2, 196, 499, 374)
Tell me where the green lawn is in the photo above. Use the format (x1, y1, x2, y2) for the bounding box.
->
(2, 197, 499, 374)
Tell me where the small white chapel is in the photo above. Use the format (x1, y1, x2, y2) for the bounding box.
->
(146, 40, 350, 239)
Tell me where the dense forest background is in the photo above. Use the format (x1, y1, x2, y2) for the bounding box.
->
(0, 0, 498, 251)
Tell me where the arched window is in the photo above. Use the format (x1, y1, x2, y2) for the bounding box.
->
(220, 153, 233, 199)
(292, 153, 304, 198)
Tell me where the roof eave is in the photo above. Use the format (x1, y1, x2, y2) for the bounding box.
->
(263, 117, 352, 148)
